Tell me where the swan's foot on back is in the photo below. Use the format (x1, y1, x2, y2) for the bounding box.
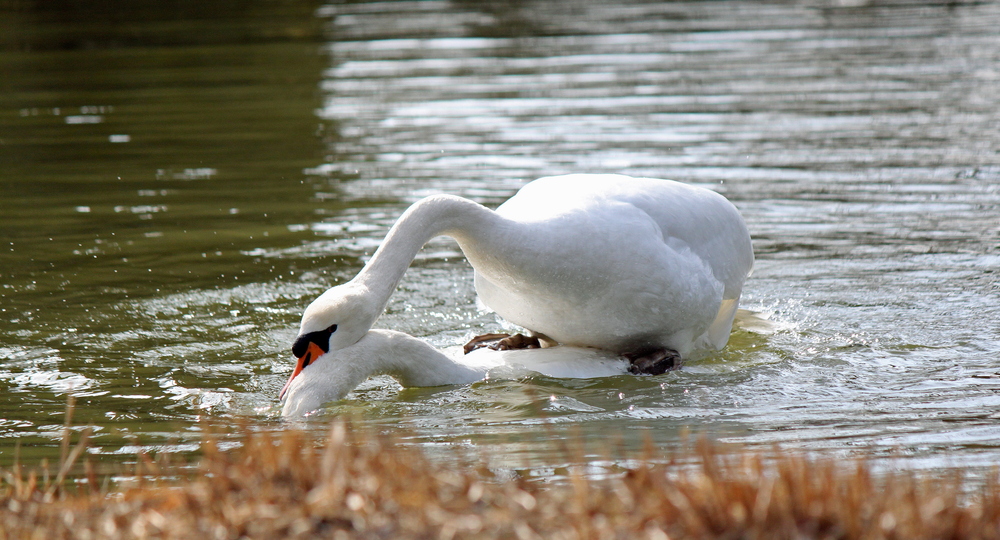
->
(463, 333, 541, 354)
(624, 348, 682, 375)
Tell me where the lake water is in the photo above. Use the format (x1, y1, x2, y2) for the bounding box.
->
(2, 0, 999, 479)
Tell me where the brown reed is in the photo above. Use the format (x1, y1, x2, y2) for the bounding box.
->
(1, 419, 999, 539)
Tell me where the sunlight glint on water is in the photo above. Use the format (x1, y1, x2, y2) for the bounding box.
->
(0, 0, 998, 477)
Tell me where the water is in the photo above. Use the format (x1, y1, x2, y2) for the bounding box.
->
(2, 0, 999, 479)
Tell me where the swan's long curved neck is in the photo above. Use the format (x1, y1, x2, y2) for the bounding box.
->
(373, 330, 490, 387)
(353, 194, 505, 308)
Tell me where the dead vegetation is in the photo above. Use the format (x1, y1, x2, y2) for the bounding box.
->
(1, 418, 999, 539)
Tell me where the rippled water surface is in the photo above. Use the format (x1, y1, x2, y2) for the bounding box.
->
(2, 0, 999, 477)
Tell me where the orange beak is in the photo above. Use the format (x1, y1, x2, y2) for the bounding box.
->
(279, 341, 326, 400)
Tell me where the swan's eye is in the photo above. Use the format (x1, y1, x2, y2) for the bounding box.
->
(292, 324, 338, 359)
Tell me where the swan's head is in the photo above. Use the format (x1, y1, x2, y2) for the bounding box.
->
(279, 282, 380, 401)
(278, 330, 388, 416)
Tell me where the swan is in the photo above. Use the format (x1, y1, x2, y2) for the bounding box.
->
(280, 329, 629, 416)
(278, 173, 754, 408)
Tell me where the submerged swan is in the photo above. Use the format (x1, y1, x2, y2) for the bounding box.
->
(281, 329, 628, 416)
(278, 174, 754, 409)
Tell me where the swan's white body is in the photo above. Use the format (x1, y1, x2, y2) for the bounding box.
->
(280, 174, 753, 415)
(281, 329, 628, 416)
(475, 175, 752, 354)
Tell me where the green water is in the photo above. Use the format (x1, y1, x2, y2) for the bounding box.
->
(2, 0, 1000, 478)
(1, 0, 332, 462)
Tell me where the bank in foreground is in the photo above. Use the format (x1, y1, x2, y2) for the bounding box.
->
(2, 421, 999, 539)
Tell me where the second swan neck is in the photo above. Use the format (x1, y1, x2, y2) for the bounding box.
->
(368, 330, 489, 387)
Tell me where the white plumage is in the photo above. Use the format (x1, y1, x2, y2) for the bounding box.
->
(279, 174, 753, 415)
(281, 329, 628, 417)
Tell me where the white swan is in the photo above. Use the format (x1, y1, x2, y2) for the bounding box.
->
(278, 174, 754, 409)
(280, 329, 629, 416)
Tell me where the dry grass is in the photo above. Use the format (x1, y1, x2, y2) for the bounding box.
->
(2, 419, 1000, 539)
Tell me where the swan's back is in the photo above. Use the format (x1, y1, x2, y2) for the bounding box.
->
(472, 346, 628, 378)
(499, 174, 753, 297)
(474, 174, 753, 356)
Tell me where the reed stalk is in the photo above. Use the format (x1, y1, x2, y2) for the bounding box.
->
(1, 416, 999, 539)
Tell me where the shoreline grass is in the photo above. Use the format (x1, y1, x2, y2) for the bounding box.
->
(2, 418, 1000, 539)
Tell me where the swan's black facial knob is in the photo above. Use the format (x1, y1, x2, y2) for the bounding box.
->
(292, 324, 338, 367)
(281, 324, 339, 401)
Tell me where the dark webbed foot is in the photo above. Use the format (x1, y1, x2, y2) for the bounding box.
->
(463, 333, 541, 354)
(624, 348, 682, 375)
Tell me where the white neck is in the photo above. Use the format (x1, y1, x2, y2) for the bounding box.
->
(281, 330, 492, 416)
(374, 330, 492, 386)
(352, 194, 505, 316)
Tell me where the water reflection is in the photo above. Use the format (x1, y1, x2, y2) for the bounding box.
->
(0, 0, 998, 478)
(0, 0, 327, 463)
(304, 0, 1000, 475)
